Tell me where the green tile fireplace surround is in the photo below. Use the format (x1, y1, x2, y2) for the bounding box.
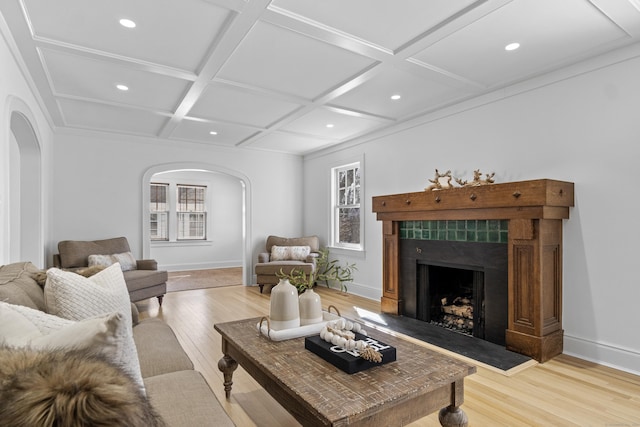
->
(400, 219, 509, 244)
(372, 179, 575, 363)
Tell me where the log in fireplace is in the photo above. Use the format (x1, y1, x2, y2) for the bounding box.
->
(372, 179, 574, 362)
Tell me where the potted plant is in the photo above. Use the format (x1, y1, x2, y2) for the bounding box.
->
(277, 248, 357, 294)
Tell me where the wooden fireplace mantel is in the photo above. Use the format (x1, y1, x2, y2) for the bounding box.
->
(372, 179, 574, 362)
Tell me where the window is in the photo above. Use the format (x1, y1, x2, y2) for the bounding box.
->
(149, 183, 168, 241)
(331, 162, 362, 250)
(149, 182, 207, 242)
(177, 184, 206, 240)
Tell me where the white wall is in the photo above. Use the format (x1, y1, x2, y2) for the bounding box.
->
(149, 170, 243, 271)
(303, 48, 640, 375)
(0, 15, 53, 268)
(51, 131, 304, 285)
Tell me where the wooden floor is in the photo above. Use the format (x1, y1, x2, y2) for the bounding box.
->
(136, 285, 640, 427)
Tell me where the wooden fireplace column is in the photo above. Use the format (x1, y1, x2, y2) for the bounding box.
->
(372, 179, 574, 362)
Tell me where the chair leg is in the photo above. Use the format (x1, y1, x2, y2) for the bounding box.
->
(259, 284, 264, 293)
(157, 295, 164, 306)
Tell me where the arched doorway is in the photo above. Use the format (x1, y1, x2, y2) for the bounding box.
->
(142, 162, 251, 286)
(4, 103, 43, 266)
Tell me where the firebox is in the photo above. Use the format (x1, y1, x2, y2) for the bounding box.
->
(417, 264, 484, 339)
(400, 238, 508, 346)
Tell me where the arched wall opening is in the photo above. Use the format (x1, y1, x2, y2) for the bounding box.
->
(4, 101, 43, 267)
(142, 162, 251, 286)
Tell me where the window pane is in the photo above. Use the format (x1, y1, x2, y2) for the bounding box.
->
(178, 185, 205, 212)
(150, 212, 168, 241)
(338, 207, 360, 244)
(177, 212, 206, 240)
(150, 184, 168, 211)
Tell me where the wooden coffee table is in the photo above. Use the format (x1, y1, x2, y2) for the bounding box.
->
(215, 318, 476, 427)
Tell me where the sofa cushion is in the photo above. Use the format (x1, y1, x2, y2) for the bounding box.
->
(44, 264, 144, 390)
(144, 370, 234, 427)
(0, 262, 45, 311)
(0, 345, 164, 427)
(0, 301, 120, 359)
(58, 237, 131, 268)
(133, 318, 193, 378)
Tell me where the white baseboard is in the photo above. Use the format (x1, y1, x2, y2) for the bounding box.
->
(564, 334, 640, 376)
(162, 261, 242, 272)
(339, 281, 380, 301)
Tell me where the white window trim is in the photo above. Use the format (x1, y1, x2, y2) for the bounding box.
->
(176, 184, 207, 241)
(150, 183, 169, 241)
(149, 180, 212, 244)
(330, 158, 364, 252)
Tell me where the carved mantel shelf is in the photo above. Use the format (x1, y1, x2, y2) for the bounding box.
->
(372, 179, 574, 362)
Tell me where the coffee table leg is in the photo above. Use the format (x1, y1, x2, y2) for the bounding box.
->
(217, 354, 238, 399)
(438, 405, 468, 427)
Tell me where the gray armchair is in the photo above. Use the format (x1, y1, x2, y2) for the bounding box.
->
(254, 235, 320, 293)
(53, 237, 167, 305)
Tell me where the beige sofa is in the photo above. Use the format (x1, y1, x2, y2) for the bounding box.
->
(0, 261, 234, 427)
(254, 235, 320, 293)
(53, 236, 168, 305)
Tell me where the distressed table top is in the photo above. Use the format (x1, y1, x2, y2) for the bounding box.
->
(214, 317, 476, 426)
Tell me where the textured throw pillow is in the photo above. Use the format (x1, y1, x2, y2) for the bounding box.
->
(44, 263, 144, 390)
(288, 245, 311, 261)
(0, 301, 120, 357)
(270, 245, 290, 261)
(0, 346, 164, 427)
(87, 254, 114, 268)
(88, 252, 137, 272)
(112, 252, 137, 271)
(270, 245, 311, 261)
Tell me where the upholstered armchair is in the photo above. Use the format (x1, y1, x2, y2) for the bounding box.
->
(254, 235, 320, 293)
(53, 237, 168, 305)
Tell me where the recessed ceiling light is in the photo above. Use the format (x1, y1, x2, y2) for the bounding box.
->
(209, 131, 218, 135)
(119, 18, 136, 28)
(390, 94, 402, 100)
(505, 42, 520, 51)
(326, 124, 334, 128)
(116, 84, 129, 91)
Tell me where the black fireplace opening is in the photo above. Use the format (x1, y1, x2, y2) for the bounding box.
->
(400, 239, 508, 346)
(416, 264, 484, 340)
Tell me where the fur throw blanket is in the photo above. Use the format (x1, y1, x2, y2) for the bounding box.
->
(31, 265, 107, 287)
(0, 345, 164, 427)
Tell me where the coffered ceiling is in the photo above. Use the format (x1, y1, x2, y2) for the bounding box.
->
(2, 0, 639, 155)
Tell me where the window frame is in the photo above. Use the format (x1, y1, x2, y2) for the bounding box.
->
(176, 184, 207, 241)
(149, 183, 169, 241)
(330, 160, 363, 251)
(149, 181, 209, 243)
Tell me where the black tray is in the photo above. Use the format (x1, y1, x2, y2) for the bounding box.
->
(305, 332, 396, 374)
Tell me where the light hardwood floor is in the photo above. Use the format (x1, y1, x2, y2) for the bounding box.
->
(136, 285, 640, 427)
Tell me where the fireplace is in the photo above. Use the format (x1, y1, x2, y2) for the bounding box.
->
(419, 264, 482, 338)
(372, 179, 574, 362)
(400, 236, 508, 346)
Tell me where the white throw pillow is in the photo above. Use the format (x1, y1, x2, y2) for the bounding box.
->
(288, 245, 311, 261)
(88, 252, 137, 272)
(87, 254, 114, 268)
(112, 252, 137, 271)
(0, 301, 119, 357)
(270, 245, 311, 261)
(44, 263, 144, 390)
(270, 245, 290, 261)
